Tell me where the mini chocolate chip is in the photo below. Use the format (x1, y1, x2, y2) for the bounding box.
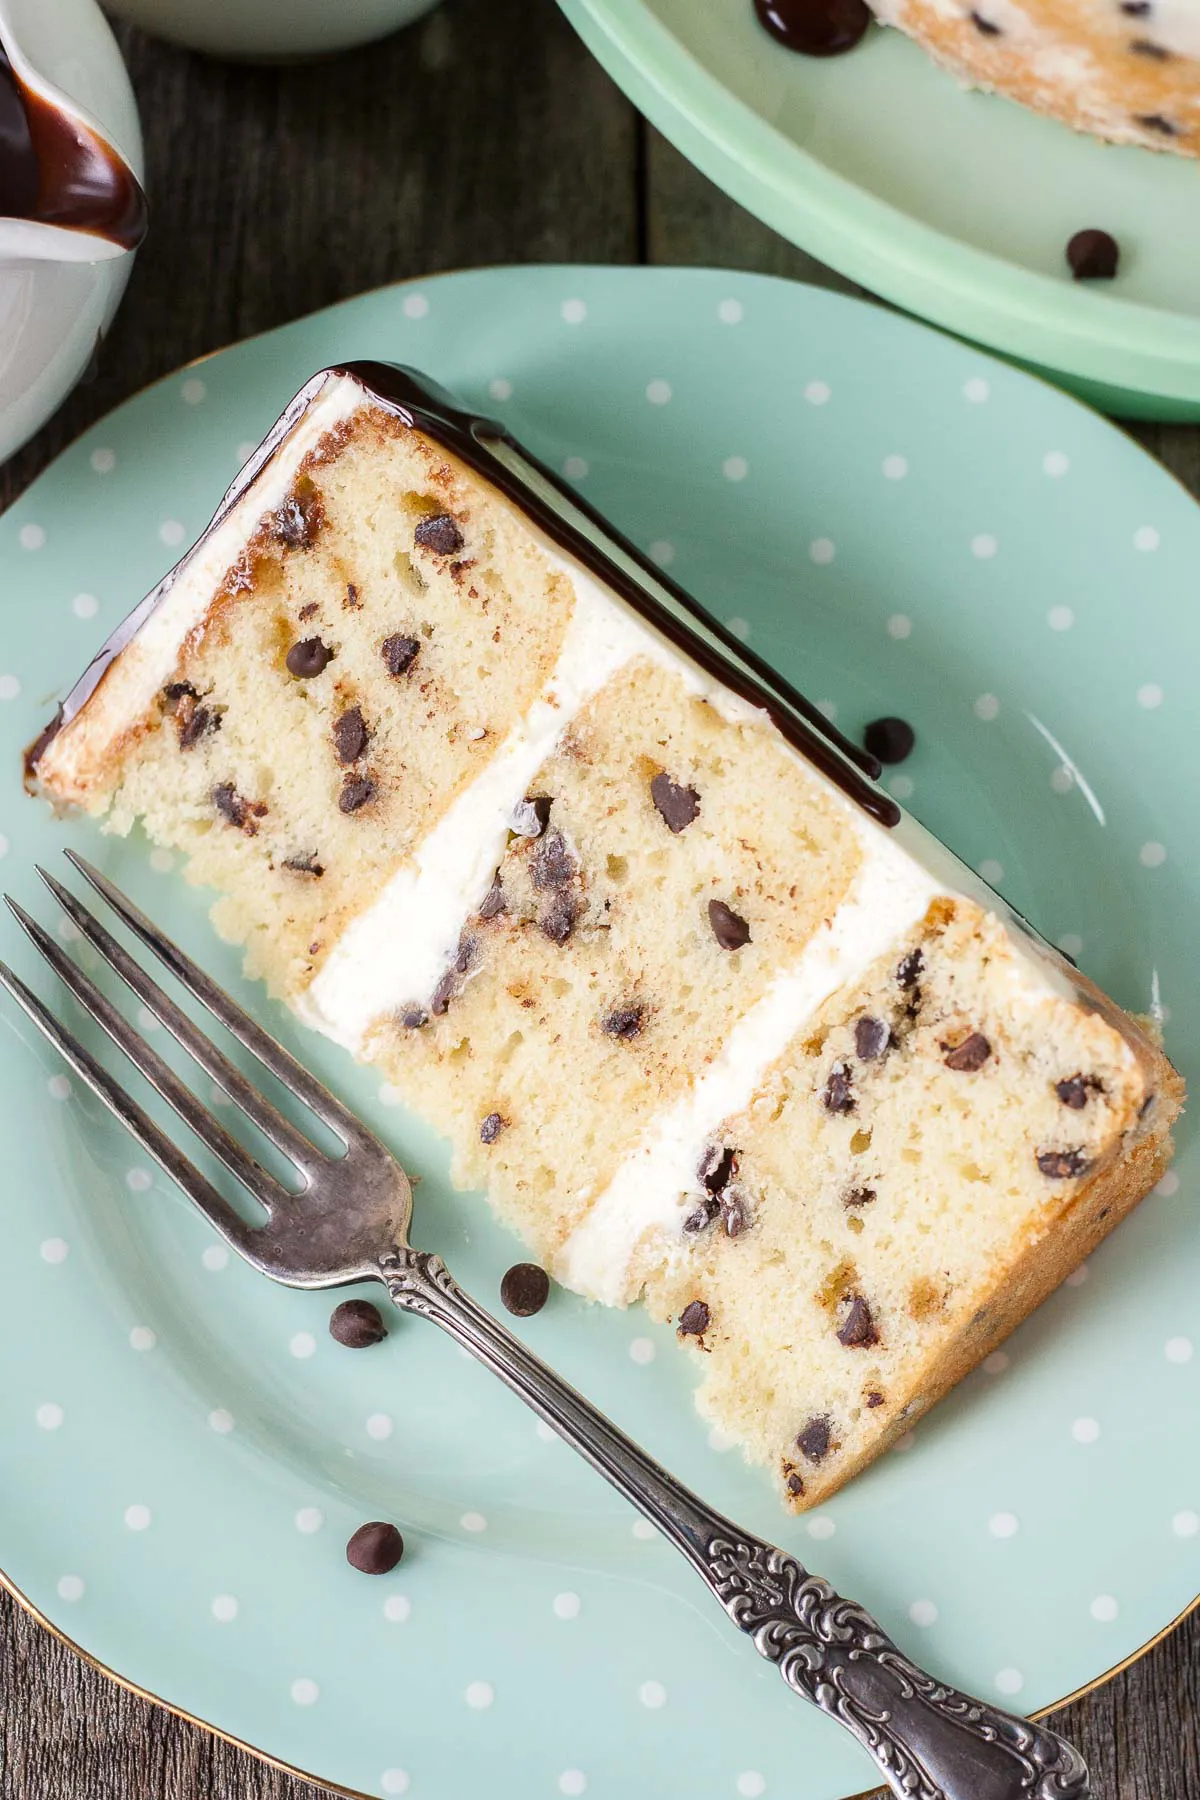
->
(1121, 1, 1151, 11)
(844, 1185, 876, 1209)
(678, 1299, 711, 1336)
(1037, 1148, 1089, 1178)
(478, 876, 506, 920)
(683, 1196, 721, 1234)
(837, 1293, 879, 1348)
(339, 773, 376, 814)
(283, 852, 324, 877)
(500, 1262, 550, 1317)
(454, 932, 477, 975)
(511, 794, 553, 838)
(863, 716, 916, 763)
(430, 967, 458, 1016)
(333, 706, 370, 765)
(533, 828, 575, 891)
(1139, 1092, 1157, 1119)
(854, 1015, 889, 1061)
(720, 1187, 752, 1238)
(382, 634, 421, 677)
(539, 892, 577, 944)
(414, 512, 465, 556)
(177, 701, 220, 750)
(298, 602, 318, 621)
(274, 487, 323, 550)
(970, 9, 1002, 28)
(479, 1111, 507, 1144)
(822, 1061, 856, 1114)
(698, 1144, 737, 1194)
(896, 947, 924, 989)
(400, 1004, 429, 1029)
(211, 783, 265, 835)
(1136, 112, 1177, 133)
(344, 582, 361, 608)
(785, 1471, 805, 1497)
(603, 1003, 646, 1040)
(346, 1521, 404, 1575)
(1056, 1074, 1101, 1109)
(286, 636, 334, 678)
(164, 680, 198, 703)
(866, 1390, 885, 1407)
(708, 899, 751, 951)
(1067, 229, 1120, 281)
(330, 1299, 387, 1348)
(1130, 33, 1170, 52)
(650, 772, 701, 833)
(942, 1032, 992, 1072)
(796, 1415, 832, 1463)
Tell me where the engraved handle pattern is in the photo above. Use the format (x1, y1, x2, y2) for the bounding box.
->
(381, 1248, 1090, 1800)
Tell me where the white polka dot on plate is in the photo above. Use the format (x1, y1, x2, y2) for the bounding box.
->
(971, 534, 998, 560)
(631, 1518, 656, 1540)
(722, 456, 748, 482)
(19, 523, 45, 550)
(1050, 766, 1075, 795)
(708, 1425, 737, 1452)
(464, 1680, 494, 1709)
(402, 293, 429, 319)
(209, 1408, 234, 1435)
(804, 381, 830, 406)
(979, 859, 1005, 885)
(809, 538, 835, 565)
(563, 456, 588, 481)
(892, 1431, 916, 1454)
(717, 298, 744, 324)
(366, 1412, 394, 1440)
(882, 454, 908, 480)
(1172, 1510, 1199, 1538)
(806, 1515, 835, 1541)
(58, 917, 81, 944)
(629, 1337, 655, 1364)
(989, 1511, 1020, 1539)
(815, 698, 837, 721)
(1140, 842, 1167, 869)
(974, 693, 1000, 722)
(1043, 451, 1070, 477)
(1047, 606, 1074, 632)
(726, 616, 750, 641)
(291, 1677, 319, 1706)
(159, 520, 185, 547)
(488, 377, 513, 402)
(983, 1351, 1009, 1375)
(126, 1167, 152, 1193)
(381, 1773, 411, 1796)
(0, 674, 21, 700)
(90, 447, 116, 474)
(535, 1419, 557, 1444)
(1155, 1171, 1180, 1197)
(1165, 1336, 1193, 1364)
(36, 1401, 64, 1430)
(1072, 1417, 1101, 1444)
(72, 593, 99, 620)
(236, 440, 258, 464)
(211, 1594, 239, 1622)
(638, 1680, 667, 1709)
(1059, 935, 1084, 962)
(909, 1599, 938, 1627)
(295, 1506, 324, 1534)
(460, 1511, 487, 1533)
(736, 1774, 766, 1799)
(379, 1081, 403, 1107)
(649, 540, 674, 566)
(57, 1575, 84, 1602)
(887, 774, 914, 801)
(558, 1773, 586, 1797)
(995, 1668, 1024, 1696)
(383, 1592, 411, 1622)
(963, 377, 990, 403)
(553, 1591, 581, 1619)
(48, 1074, 71, 1101)
(201, 1243, 229, 1272)
(0, 833, 8, 859)
(181, 377, 206, 405)
(646, 379, 672, 405)
(40, 1237, 69, 1264)
(289, 1331, 316, 1359)
(1134, 526, 1159, 552)
(149, 848, 175, 873)
(561, 298, 587, 325)
(129, 1326, 156, 1352)
(886, 614, 912, 641)
(1137, 683, 1164, 710)
(1090, 1594, 1118, 1622)
(124, 1503, 151, 1531)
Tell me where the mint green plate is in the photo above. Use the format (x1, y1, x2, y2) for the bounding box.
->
(558, 0, 1200, 420)
(0, 268, 1197, 1800)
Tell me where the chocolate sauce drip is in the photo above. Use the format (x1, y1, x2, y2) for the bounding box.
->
(753, 0, 873, 56)
(28, 361, 896, 828)
(0, 37, 147, 250)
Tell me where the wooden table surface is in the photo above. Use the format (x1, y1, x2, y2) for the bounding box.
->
(1, 2, 1197, 1794)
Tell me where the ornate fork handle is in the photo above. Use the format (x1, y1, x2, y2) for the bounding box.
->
(382, 1247, 1090, 1800)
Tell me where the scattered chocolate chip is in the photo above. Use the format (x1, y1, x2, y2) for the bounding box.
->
(283, 852, 324, 877)
(837, 1293, 879, 1348)
(430, 967, 458, 1016)
(785, 1470, 806, 1497)
(479, 1111, 506, 1144)
(942, 1032, 992, 1072)
(500, 1262, 550, 1317)
(754, 0, 871, 55)
(854, 1015, 889, 1061)
(539, 892, 578, 945)
(603, 1003, 646, 1040)
(330, 1299, 388, 1348)
(863, 716, 916, 764)
(683, 1196, 721, 1235)
(1130, 34, 1170, 52)
(177, 697, 221, 750)
(678, 1299, 711, 1337)
(273, 486, 324, 550)
(1136, 112, 1177, 134)
(346, 1521, 404, 1575)
(720, 1187, 752, 1238)
(650, 772, 701, 833)
(1037, 1148, 1089, 1179)
(511, 795, 553, 838)
(866, 1390, 885, 1407)
(1067, 228, 1120, 281)
(822, 1061, 856, 1114)
(896, 947, 924, 989)
(1139, 1092, 1157, 1119)
(843, 1185, 876, 1208)
(414, 512, 465, 556)
(969, 8, 1002, 28)
(796, 1415, 832, 1463)
(533, 828, 575, 891)
(1121, 0, 1151, 11)
(211, 783, 265, 834)
(1056, 1073, 1101, 1109)
(332, 706, 370, 765)
(339, 773, 377, 814)
(382, 634, 420, 677)
(164, 680, 198, 703)
(1059, 944, 1079, 969)
(298, 602, 318, 621)
(286, 636, 334, 678)
(698, 1144, 737, 1195)
(708, 899, 751, 951)
(400, 1004, 428, 1030)
(344, 582, 361, 609)
(478, 876, 506, 920)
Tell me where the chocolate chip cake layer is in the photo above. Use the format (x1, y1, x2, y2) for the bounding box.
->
(30, 363, 1182, 1514)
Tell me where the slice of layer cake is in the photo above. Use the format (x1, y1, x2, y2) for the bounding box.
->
(29, 362, 1182, 1512)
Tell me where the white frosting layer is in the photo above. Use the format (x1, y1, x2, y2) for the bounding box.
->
(555, 822, 942, 1304)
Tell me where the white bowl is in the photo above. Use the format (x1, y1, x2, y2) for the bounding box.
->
(101, 0, 442, 61)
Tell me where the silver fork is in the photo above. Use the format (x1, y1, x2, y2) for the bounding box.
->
(1, 851, 1091, 1800)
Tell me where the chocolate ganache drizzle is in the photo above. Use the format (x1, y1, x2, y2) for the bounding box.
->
(29, 361, 897, 828)
(0, 33, 147, 250)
